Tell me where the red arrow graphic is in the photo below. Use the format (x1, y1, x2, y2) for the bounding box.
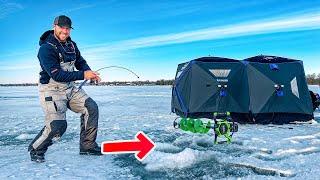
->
(101, 131, 156, 161)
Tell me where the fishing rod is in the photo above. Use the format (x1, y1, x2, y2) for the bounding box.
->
(78, 66, 140, 89)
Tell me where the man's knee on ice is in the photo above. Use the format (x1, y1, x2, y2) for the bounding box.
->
(50, 120, 67, 140)
(84, 98, 99, 126)
(85, 98, 98, 114)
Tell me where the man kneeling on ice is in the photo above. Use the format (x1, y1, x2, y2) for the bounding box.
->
(28, 15, 102, 163)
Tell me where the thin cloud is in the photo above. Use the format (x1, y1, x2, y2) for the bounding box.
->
(0, 0, 23, 19)
(53, 4, 97, 16)
(110, 1, 208, 22)
(83, 11, 320, 56)
(0, 65, 37, 71)
(0, 49, 36, 58)
(53, 1, 117, 16)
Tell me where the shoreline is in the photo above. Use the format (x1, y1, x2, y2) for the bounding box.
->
(0, 80, 175, 87)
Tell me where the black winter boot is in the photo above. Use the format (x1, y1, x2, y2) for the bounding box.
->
(80, 146, 102, 156)
(30, 149, 45, 163)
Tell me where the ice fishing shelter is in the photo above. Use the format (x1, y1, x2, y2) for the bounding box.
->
(171, 57, 249, 119)
(171, 55, 314, 124)
(238, 55, 313, 124)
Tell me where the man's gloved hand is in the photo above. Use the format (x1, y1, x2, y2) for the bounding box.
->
(92, 75, 101, 84)
(84, 70, 101, 83)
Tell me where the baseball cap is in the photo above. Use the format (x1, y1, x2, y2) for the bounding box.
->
(54, 15, 73, 29)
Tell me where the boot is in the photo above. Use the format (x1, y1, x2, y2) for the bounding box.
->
(80, 146, 102, 156)
(30, 149, 45, 163)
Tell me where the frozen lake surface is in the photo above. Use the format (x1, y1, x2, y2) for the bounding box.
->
(0, 85, 319, 179)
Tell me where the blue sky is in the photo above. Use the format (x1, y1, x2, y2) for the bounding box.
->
(0, 0, 319, 83)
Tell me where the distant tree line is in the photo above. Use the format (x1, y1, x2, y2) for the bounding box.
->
(0, 80, 175, 86)
(0, 83, 38, 86)
(1, 74, 319, 86)
(155, 79, 174, 85)
(85, 79, 174, 86)
(306, 73, 320, 85)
